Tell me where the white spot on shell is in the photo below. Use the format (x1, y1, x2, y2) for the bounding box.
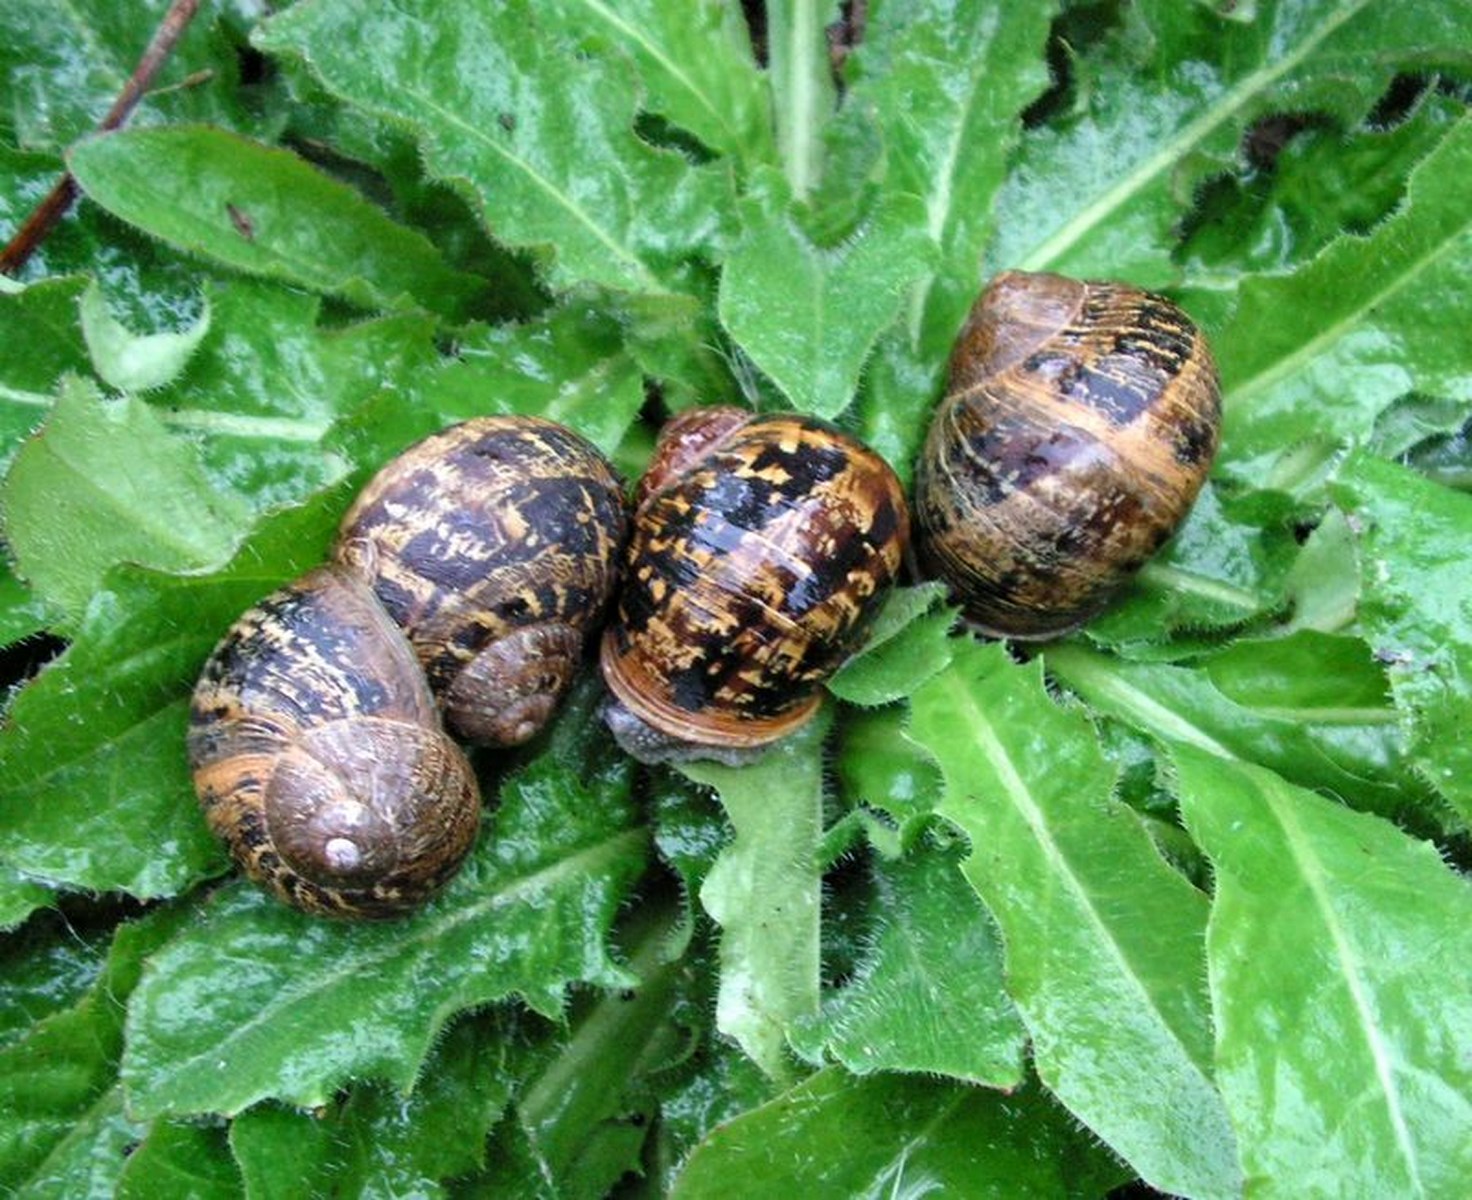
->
(324, 837, 362, 871)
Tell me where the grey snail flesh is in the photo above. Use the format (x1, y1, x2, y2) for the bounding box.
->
(915, 270, 1221, 639)
(187, 566, 480, 918)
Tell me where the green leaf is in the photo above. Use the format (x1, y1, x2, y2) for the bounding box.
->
(0, 493, 348, 900)
(833, 706, 942, 853)
(0, 0, 260, 151)
(79, 279, 211, 393)
(116, 1121, 241, 1200)
(256, 0, 727, 296)
(791, 840, 1026, 1084)
(68, 126, 488, 321)
(719, 173, 934, 418)
(0, 864, 54, 934)
(765, 0, 838, 200)
(827, 581, 954, 706)
(1218, 116, 1472, 483)
(542, 0, 772, 166)
(0, 912, 109, 1046)
(2, 376, 247, 617)
(0, 906, 188, 1192)
(121, 681, 649, 1118)
(995, 0, 1472, 285)
(0, 276, 89, 467)
(672, 1068, 1129, 1198)
(910, 640, 1239, 1200)
(229, 1012, 513, 1199)
(1332, 453, 1472, 827)
(680, 715, 830, 1081)
(1175, 747, 1472, 1196)
(1046, 636, 1438, 828)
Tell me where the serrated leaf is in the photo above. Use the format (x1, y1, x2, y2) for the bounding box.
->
(791, 841, 1026, 1084)
(121, 682, 649, 1118)
(80, 279, 211, 393)
(719, 173, 935, 418)
(0, 496, 341, 899)
(1332, 452, 1472, 827)
(0, 907, 187, 1191)
(910, 640, 1239, 1200)
(1, 376, 247, 616)
(115, 1121, 240, 1200)
(1175, 747, 1472, 1196)
(851, 0, 1058, 480)
(68, 126, 487, 321)
(1046, 635, 1438, 828)
(1218, 116, 1472, 483)
(229, 1013, 513, 1200)
(995, 0, 1472, 285)
(827, 582, 954, 706)
(0, 276, 89, 467)
(834, 706, 943, 853)
(680, 715, 829, 1081)
(256, 0, 726, 296)
(542, 0, 772, 166)
(672, 1068, 1129, 1199)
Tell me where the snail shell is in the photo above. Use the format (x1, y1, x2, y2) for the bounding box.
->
(601, 408, 909, 763)
(188, 566, 480, 918)
(335, 416, 628, 746)
(915, 270, 1221, 638)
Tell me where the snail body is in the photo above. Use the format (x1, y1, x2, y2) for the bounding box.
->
(187, 566, 480, 918)
(915, 270, 1221, 638)
(601, 408, 909, 764)
(336, 416, 628, 746)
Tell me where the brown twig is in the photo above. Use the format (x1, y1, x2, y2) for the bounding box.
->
(0, 0, 203, 277)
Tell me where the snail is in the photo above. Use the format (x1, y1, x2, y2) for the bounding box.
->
(601, 408, 909, 764)
(335, 416, 628, 746)
(914, 270, 1221, 638)
(187, 566, 480, 918)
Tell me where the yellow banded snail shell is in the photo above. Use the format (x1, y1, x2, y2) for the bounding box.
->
(915, 270, 1221, 638)
(601, 408, 909, 764)
(335, 416, 628, 746)
(187, 566, 480, 918)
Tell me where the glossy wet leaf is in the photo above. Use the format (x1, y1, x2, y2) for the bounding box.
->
(115, 1121, 240, 1200)
(680, 715, 830, 1080)
(672, 1068, 1128, 1198)
(256, 0, 727, 297)
(0, 866, 53, 934)
(1, 376, 246, 617)
(910, 640, 1239, 1200)
(834, 706, 943, 853)
(0, 499, 341, 899)
(827, 582, 955, 706)
(0, 276, 88, 465)
(719, 173, 934, 418)
(0, 913, 109, 1046)
(1046, 635, 1438, 828)
(1217, 117, 1472, 484)
(791, 841, 1026, 1084)
(1176, 747, 1472, 1197)
(121, 682, 649, 1118)
(69, 126, 487, 321)
(79, 278, 210, 393)
(1331, 452, 1472, 827)
(994, 0, 1472, 285)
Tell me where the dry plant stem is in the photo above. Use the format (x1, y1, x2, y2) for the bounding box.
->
(0, 0, 202, 276)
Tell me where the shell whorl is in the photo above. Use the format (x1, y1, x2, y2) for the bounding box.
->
(335, 415, 628, 745)
(187, 566, 479, 918)
(916, 270, 1220, 638)
(602, 410, 909, 758)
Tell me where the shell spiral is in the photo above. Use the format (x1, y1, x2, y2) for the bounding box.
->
(601, 409, 909, 762)
(187, 566, 480, 918)
(335, 416, 628, 746)
(915, 270, 1221, 638)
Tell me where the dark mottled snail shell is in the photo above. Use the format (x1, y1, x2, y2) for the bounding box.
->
(188, 566, 480, 918)
(335, 416, 628, 746)
(601, 408, 909, 763)
(915, 270, 1221, 638)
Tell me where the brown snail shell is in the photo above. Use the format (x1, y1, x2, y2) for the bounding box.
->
(601, 408, 909, 763)
(187, 566, 480, 918)
(915, 270, 1221, 638)
(335, 416, 628, 746)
